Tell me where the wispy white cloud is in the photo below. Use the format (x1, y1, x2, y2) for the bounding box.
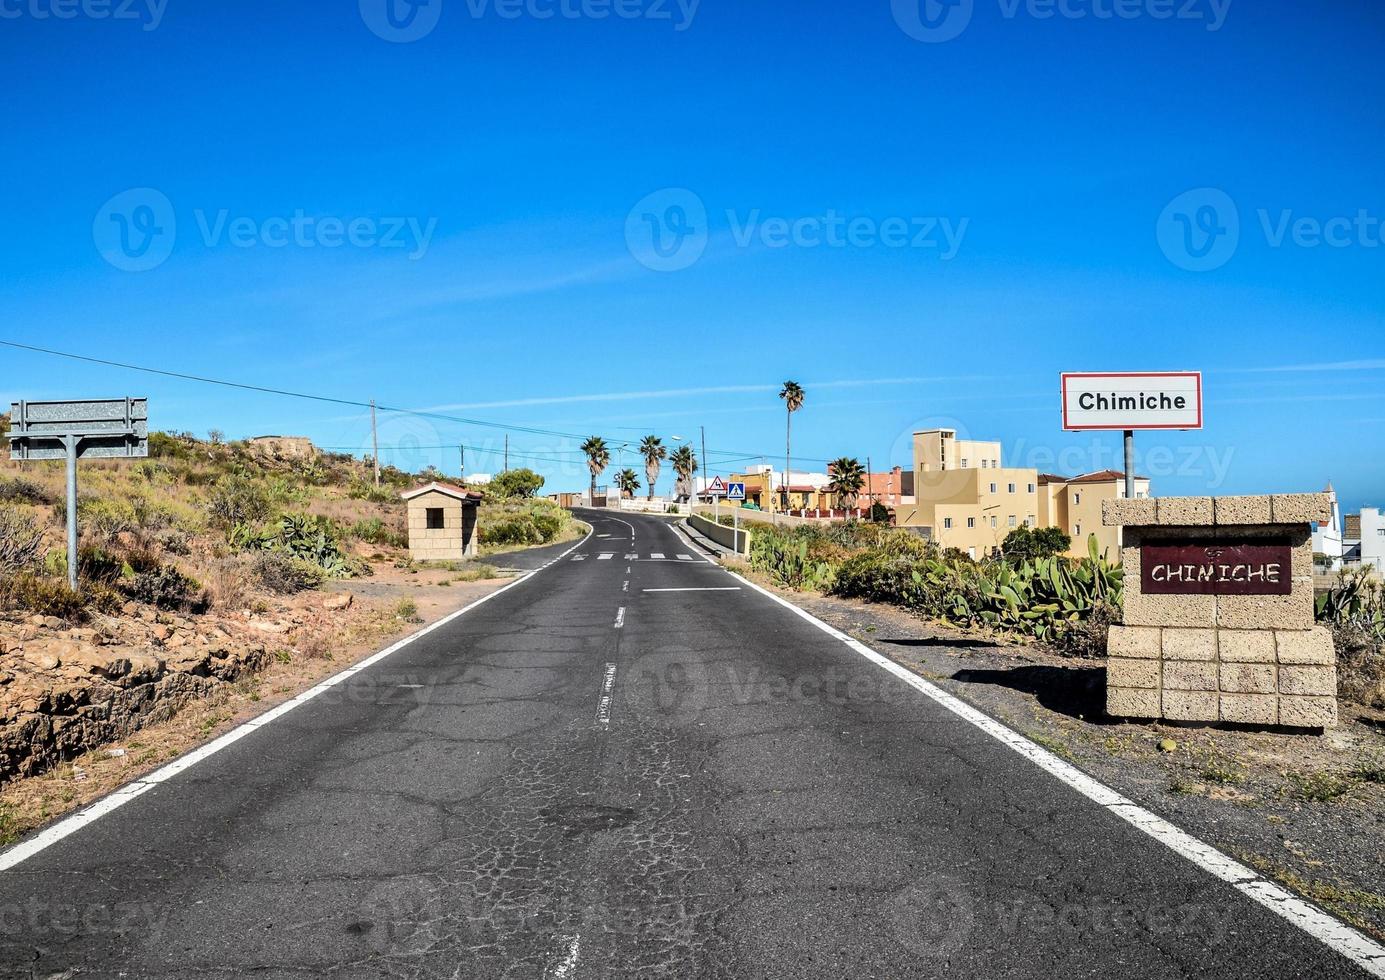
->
(416, 376, 998, 413)
(1217, 359, 1385, 375)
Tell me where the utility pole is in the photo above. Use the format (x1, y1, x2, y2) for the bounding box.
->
(867, 454, 873, 518)
(700, 425, 707, 512)
(459, 445, 465, 483)
(504, 434, 509, 473)
(370, 400, 380, 487)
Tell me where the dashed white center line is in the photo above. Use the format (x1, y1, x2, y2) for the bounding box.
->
(650, 552, 664, 560)
(677, 554, 693, 561)
(598, 553, 614, 560)
(622, 580, 629, 592)
(595, 663, 617, 727)
(614, 607, 625, 628)
(571, 554, 586, 561)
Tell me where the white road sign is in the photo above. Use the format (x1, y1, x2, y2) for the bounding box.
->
(1061, 372, 1203, 431)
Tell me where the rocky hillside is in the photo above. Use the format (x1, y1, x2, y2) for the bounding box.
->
(0, 427, 576, 790)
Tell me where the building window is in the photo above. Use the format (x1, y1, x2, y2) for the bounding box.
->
(967, 517, 976, 528)
(1074, 492, 1081, 505)
(1027, 483, 1035, 494)
(991, 516, 997, 528)
(1007, 483, 1016, 494)
(961, 459, 968, 468)
(1025, 516, 1035, 527)
(426, 508, 445, 530)
(943, 517, 953, 529)
(981, 460, 988, 468)
(1008, 515, 1017, 527)
(990, 483, 998, 494)
(1075, 524, 1082, 536)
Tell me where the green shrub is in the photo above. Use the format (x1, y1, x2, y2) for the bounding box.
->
(350, 517, 407, 548)
(752, 523, 1123, 641)
(119, 565, 207, 612)
(0, 477, 53, 506)
(77, 545, 126, 585)
(347, 481, 397, 503)
(487, 468, 545, 499)
(207, 474, 272, 529)
(0, 573, 87, 621)
(1001, 525, 1072, 562)
(0, 507, 45, 573)
(74, 497, 138, 539)
(531, 512, 562, 542)
(232, 514, 364, 579)
(481, 516, 542, 546)
(252, 551, 327, 594)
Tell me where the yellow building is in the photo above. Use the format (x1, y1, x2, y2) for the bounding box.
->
(895, 429, 1150, 561)
(1038, 470, 1151, 561)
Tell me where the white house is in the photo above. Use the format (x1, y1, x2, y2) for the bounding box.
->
(1311, 483, 1345, 570)
(1358, 507, 1385, 575)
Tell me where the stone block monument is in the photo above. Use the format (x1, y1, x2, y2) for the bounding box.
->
(1102, 493, 1337, 729)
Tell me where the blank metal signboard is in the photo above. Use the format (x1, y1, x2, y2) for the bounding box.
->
(8, 398, 148, 591)
(8, 398, 149, 460)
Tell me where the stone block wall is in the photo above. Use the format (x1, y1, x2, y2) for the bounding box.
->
(1103, 493, 1338, 729)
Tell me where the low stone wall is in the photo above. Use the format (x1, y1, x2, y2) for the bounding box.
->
(689, 512, 751, 555)
(0, 612, 271, 782)
(1103, 493, 1338, 729)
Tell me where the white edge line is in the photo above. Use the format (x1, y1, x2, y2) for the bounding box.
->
(729, 569, 1385, 978)
(0, 526, 595, 873)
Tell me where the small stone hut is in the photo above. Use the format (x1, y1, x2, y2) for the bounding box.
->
(402, 482, 482, 561)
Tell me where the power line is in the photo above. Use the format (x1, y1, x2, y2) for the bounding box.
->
(0, 339, 846, 467)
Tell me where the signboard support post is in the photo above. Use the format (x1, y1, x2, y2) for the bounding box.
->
(9, 398, 150, 596)
(1124, 429, 1135, 501)
(64, 435, 79, 591)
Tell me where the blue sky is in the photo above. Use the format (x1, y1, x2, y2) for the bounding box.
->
(1, 0, 1382, 513)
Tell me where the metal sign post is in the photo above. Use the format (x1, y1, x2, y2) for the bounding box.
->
(707, 476, 727, 523)
(727, 482, 746, 539)
(9, 399, 149, 591)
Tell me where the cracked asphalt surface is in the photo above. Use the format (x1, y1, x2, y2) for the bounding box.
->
(0, 510, 1371, 978)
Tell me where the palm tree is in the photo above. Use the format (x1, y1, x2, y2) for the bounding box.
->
(615, 468, 642, 499)
(827, 457, 866, 510)
(670, 445, 698, 501)
(778, 380, 805, 509)
(581, 436, 610, 501)
(639, 435, 667, 501)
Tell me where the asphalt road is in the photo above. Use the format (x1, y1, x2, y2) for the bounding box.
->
(0, 509, 1371, 978)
